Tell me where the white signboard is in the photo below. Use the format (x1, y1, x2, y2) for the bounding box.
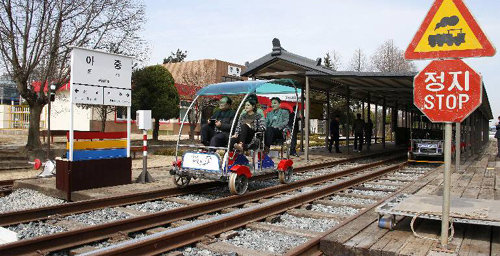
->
(259, 93, 302, 102)
(182, 152, 220, 172)
(71, 47, 132, 89)
(72, 84, 103, 105)
(227, 65, 241, 77)
(103, 87, 132, 107)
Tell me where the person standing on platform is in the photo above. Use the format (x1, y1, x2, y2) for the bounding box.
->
(329, 115, 341, 153)
(352, 113, 365, 152)
(495, 115, 500, 157)
(365, 117, 373, 151)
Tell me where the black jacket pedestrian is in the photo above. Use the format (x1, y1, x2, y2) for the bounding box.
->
(330, 119, 340, 139)
(495, 123, 500, 139)
(211, 109, 236, 133)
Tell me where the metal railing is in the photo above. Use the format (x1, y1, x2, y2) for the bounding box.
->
(0, 105, 46, 129)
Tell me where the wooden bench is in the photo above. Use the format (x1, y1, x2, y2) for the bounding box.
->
(130, 146, 143, 159)
(41, 130, 69, 143)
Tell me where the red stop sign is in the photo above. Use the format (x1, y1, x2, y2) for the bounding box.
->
(414, 59, 482, 123)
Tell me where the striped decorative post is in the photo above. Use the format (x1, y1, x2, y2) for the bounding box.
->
(137, 129, 154, 183)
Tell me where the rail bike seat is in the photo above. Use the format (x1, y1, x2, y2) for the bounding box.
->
(246, 131, 264, 151)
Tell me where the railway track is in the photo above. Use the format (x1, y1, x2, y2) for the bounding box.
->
(0, 150, 403, 227)
(0, 154, 410, 255)
(84, 160, 414, 256)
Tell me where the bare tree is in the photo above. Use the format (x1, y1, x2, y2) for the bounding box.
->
(163, 49, 188, 64)
(0, 0, 146, 152)
(328, 50, 343, 71)
(371, 40, 416, 73)
(323, 52, 332, 69)
(349, 48, 368, 72)
(178, 63, 216, 141)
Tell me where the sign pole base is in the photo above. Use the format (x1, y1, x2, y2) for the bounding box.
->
(136, 129, 154, 183)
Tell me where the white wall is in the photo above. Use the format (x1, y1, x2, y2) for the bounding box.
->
(0, 105, 8, 128)
(44, 91, 92, 131)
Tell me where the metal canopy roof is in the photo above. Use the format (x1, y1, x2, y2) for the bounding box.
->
(242, 39, 492, 119)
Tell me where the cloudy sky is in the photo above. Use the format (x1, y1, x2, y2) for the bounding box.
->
(142, 0, 499, 123)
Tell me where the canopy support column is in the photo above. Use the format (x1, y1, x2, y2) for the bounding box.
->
(300, 83, 305, 153)
(346, 87, 351, 153)
(382, 98, 386, 149)
(362, 101, 365, 120)
(367, 94, 371, 146)
(305, 76, 310, 161)
(374, 103, 378, 144)
(326, 90, 331, 151)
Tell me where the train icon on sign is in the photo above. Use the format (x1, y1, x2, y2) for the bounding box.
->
(428, 16, 466, 47)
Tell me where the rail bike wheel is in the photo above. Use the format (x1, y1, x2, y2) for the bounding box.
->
(229, 172, 248, 195)
(172, 174, 191, 188)
(278, 166, 293, 184)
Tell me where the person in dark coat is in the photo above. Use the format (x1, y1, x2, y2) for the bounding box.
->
(364, 117, 374, 151)
(328, 115, 341, 153)
(200, 96, 236, 148)
(352, 113, 365, 152)
(496, 115, 500, 157)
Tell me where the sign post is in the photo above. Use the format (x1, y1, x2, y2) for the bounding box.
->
(455, 122, 461, 173)
(69, 47, 133, 159)
(136, 110, 154, 183)
(406, 0, 495, 250)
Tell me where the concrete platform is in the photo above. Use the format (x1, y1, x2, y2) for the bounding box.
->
(320, 140, 500, 256)
(13, 143, 401, 201)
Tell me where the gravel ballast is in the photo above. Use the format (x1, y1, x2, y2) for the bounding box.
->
(64, 208, 131, 225)
(0, 189, 65, 213)
(8, 221, 67, 240)
(270, 213, 338, 232)
(226, 228, 308, 254)
(126, 200, 184, 213)
(329, 195, 376, 205)
(310, 204, 360, 215)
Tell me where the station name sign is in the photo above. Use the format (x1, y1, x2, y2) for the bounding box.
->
(71, 47, 133, 106)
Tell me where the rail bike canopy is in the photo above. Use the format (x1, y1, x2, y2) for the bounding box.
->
(195, 79, 301, 96)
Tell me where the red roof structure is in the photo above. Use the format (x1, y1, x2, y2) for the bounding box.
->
(32, 81, 70, 93)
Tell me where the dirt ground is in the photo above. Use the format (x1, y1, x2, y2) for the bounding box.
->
(0, 132, 186, 182)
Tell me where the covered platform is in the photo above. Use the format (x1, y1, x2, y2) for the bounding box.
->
(319, 140, 500, 256)
(241, 38, 493, 161)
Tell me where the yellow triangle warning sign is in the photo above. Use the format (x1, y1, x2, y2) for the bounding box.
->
(405, 0, 495, 60)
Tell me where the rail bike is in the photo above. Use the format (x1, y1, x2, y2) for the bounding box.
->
(170, 79, 300, 195)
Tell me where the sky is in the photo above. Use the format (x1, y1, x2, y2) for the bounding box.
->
(142, 0, 500, 124)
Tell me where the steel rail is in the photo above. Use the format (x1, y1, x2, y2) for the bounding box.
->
(0, 155, 404, 255)
(284, 161, 439, 256)
(0, 149, 402, 226)
(87, 162, 407, 256)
